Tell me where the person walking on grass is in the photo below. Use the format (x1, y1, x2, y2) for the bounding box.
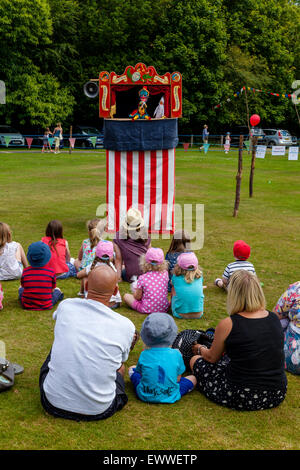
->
(53, 122, 63, 154)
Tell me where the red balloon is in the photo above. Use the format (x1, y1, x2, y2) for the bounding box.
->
(250, 114, 260, 126)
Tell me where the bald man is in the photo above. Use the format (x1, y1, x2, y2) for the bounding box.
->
(39, 265, 137, 421)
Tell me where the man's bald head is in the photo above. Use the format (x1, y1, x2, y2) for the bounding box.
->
(87, 265, 117, 305)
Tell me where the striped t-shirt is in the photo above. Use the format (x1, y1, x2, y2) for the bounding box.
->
(223, 260, 256, 281)
(21, 266, 56, 310)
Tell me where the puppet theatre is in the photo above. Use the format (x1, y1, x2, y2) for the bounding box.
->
(95, 63, 182, 233)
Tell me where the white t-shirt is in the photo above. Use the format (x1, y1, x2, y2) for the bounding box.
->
(0, 241, 23, 280)
(43, 298, 135, 415)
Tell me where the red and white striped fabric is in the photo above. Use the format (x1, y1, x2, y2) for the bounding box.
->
(106, 149, 175, 233)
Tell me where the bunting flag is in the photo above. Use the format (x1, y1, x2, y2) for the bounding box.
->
(90, 136, 97, 148)
(203, 143, 210, 154)
(106, 149, 175, 234)
(183, 143, 189, 151)
(4, 136, 11, 147)
(213, 85, 299, 110)
(26, 137, 33, 149)
(69, 138, 76, 148)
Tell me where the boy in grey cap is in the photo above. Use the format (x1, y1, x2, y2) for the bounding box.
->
(128, 312, 196, 403)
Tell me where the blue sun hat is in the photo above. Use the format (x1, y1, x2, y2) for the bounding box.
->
(140, 312, 178, 348)
(27, 241, 51, 267)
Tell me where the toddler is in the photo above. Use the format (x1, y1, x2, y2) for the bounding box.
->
(129, 312, 196, 403)
(224, 132, 231, 154)
(42, 128, 53, 153)
(165, 230, 191, 291)
(171, 252, 204, 319)
(123, 247, 169, 314)
(215, 240, 256, 290)
(74, 218, 103, 296)
(42, 220, 77, 279)
(19, 242, 63, 310)
(78, 240, 122, 308)
(273, 282, 300, 375)
(0, 222, 28, 280)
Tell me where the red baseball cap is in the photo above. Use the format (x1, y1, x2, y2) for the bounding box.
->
(233, 240, 251, 260)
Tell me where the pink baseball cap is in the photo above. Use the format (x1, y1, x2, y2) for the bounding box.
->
(95, 240, 114, 260)
(177, 252, 198, 271)
(145, 247, 164, 265)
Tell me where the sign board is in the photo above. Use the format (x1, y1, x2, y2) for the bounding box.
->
(256, 145, 267, 159)
(288, 146, 299, 160)
(272, 146, 286, 156)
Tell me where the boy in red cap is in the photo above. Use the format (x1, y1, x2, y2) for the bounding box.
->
(215, 240, 256, 290)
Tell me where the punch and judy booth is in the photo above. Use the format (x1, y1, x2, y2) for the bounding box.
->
(96, 63, 182, 233)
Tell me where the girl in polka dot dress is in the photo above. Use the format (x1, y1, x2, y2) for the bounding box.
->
(124, 247, 169, 314)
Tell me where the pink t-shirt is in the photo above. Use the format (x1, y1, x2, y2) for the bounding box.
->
(133, 270, 170, 314)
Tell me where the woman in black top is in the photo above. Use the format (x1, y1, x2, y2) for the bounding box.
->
(190, 270, 287, 411)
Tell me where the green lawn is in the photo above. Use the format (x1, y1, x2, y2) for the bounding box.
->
(0, 147, 299, 450)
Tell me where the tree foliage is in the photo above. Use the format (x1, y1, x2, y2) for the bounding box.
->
(0, 0, 299, 133)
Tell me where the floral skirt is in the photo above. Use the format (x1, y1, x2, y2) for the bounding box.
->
(192, 355, 287, 411)
(284, 325, 300, 375)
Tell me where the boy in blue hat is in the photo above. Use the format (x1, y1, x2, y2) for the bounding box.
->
(128, 312, 196, 403)
(19, 241, 64, 310)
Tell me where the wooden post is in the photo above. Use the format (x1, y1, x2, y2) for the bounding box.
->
(221, 135, 224, 150)
(190, 134, 193, 148)
(249, 136, 258, 198)
(233, 135, 244, 217)
(69, 125, 73, 154)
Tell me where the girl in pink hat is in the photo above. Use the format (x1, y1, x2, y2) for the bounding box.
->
(171, 252, 204, 319)
(77, 240, 121, 308)
(123, 247, 169, 314)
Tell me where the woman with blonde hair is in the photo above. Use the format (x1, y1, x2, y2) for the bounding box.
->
(0, 222, 28, 280)
(189, 270, 287, 411)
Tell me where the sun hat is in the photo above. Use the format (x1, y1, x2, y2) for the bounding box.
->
(140, 312, 178, 348)
(95, 240, 114, 260)
(122, 207, 145, 231)
(177, 252, 198, 271)
(27, 241, 51, 267)
(145, 247, 164, 265)
(233, 240, 251, 260)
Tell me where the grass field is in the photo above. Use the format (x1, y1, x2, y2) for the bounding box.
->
(0, 147, 299, 451)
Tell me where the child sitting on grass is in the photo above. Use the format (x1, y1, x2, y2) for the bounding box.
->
(77, 240, 122, 309)
(165, 230, 191, 291)
(42, 220, 77, 279)
(215, 240, 256, 290)
(19, 241, 63, 310)
(0, 222, 28, 280)
(123, 247, 169, 314)
(128, 312, 196, 403)
(74, 218, 103, 296)
(171, 252, 204, 319)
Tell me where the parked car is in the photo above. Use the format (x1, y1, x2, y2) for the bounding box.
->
(71, 125, 104, 148)
(262, 129, 293, 147)
(291, 135, 298, 145)
(0, 125, 25, 147)
(225, 126, 265, 147)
